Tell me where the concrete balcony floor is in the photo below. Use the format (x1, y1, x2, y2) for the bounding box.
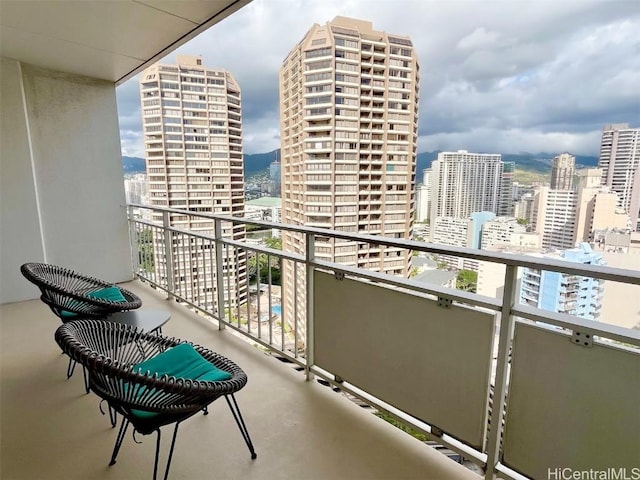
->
(1, 280, 479, 480)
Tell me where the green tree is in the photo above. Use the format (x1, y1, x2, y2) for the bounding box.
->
(456, 269, 477, 293)
(516, 218, 528, 226)
(136, 229, 154, 273)
(264, 236, 282, 250)
(248, 251, 281, 286)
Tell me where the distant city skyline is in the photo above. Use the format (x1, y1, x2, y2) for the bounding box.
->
(115, 0, 640, 158)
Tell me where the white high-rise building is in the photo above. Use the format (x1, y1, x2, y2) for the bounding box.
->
(279, 17, 420, 338)
(416, 184, 430, 222)
(550, 153, 576, 190)
(124, 173, 149, 205)
(598, 124, 640, 231)
(480, 217, 527, 250)
(416, 168, 432, 223)
(140, 55, 247, 310)
(532, 186, 577, 250)
(429, 150, 511, 238)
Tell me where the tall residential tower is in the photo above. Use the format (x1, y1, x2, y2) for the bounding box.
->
(140, 55, 247, 310)
(428, 150, 513, 239)
(598, 124, 640, 231)
(279, 17, 419, 335)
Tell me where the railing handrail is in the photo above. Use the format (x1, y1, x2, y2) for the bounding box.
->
(128, 203, 640, 285)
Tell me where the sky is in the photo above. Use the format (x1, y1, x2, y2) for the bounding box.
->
(116, 0, 640, 158)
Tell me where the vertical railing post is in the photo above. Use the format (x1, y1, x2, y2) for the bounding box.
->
(214, 219, 226, 330)
(127, 205, 139, 277)
(485, 264, 518, 479)
(162, 210, 174, 299)
(305, 232, 315, 381)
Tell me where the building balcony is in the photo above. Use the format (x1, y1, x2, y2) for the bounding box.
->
(2, 4, 639, 476)
(3, 200, 638, 480)
(1, 282, 475, 480)
(119, 205, 638, 480)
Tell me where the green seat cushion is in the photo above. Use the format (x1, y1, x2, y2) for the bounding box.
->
(60, 309, 78, 319)
(87, 286, 127, 302)
(130, 343, 232, 419)
(59, 286, 126, 317)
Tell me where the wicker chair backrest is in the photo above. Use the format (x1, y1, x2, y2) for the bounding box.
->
(21, 262, 141, 319)
(55, 320, 247, 417)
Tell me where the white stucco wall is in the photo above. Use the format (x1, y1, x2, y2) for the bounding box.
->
(0, 59, 133, 304)
(0, 59, 46, 302)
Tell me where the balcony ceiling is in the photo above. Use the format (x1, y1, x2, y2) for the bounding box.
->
(0, 0, 251, 84)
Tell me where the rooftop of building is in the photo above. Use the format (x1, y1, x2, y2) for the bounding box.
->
(246, 197, 282, 208)
(413, 269, 457, 286)
(411, 256, 438, 269)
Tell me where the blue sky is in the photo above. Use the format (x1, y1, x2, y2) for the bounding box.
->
(116, 0, 640, 158)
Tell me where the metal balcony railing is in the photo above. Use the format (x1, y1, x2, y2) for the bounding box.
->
(127, 204, 640, 480)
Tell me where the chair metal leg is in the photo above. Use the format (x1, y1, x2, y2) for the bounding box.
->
(109, 416, 130, 466)
(153, 429, 162, 480)
(66, 357, 76, 378)
(225, 394, 257, 459)
(82, 366, 90, 394)
(99, 400, 118, 428)
(162, 423, 180, 480)
(109, 406, 118, 428)
(66, 357, 90, 394)
(202, 406, 208, 415)
(150, 423, 181, 480)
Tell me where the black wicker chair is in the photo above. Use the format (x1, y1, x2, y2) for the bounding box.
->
(20, 262, 141, 320)
(55, 320, 256, 480)
(20, 262, 142, 388)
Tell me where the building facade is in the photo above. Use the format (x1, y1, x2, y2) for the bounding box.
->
(574, 168, 629, 244)
(432, 212, 496, 271)
(279, 17, 420, 337)
(598, 123, 640, 231)
(140, 55, 247, 310)
(124, 173, 149, 206)
(415, 184, 430, 222)
(429, 150, 512, 239)
(498, 161, 516, 216)
(550, 153, 576, 190)
(269, 160, 282, 196)
(520, 243, 605, 321)
(480, 217, 527, 250)
(532, 186, 577, 250)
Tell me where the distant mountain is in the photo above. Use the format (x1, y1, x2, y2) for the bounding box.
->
(245, 149, 279, 177)
(416, 151, 440, 174)
(574, 155, 599, 167)
(122, 156, 145, 174)
(122, 149, 598, 178)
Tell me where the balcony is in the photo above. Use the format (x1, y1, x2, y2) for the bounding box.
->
(2, 5, 639, 477)
(1, 281, 475, 480)
(3, 203, 639, 480)
(121, 206, 639, 480)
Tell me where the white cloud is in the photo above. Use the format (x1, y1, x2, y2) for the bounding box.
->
(457, 27, 502, 51)
(116, 0, 640, 157)
(418, 128, 602, 156)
